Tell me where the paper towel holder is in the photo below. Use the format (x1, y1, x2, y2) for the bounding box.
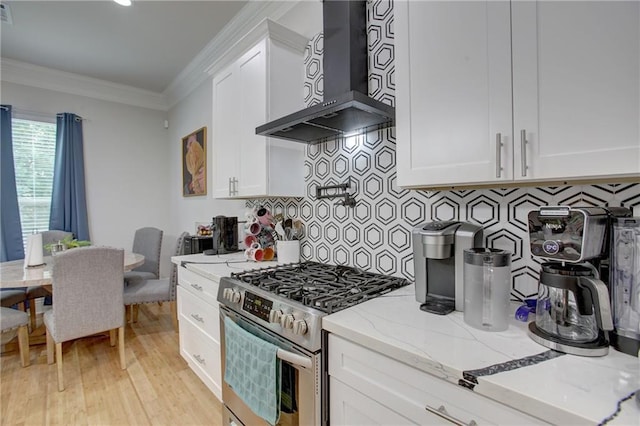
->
(24, 232, 46, 268)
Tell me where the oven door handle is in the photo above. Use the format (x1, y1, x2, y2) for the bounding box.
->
(277, 348, 312, 369)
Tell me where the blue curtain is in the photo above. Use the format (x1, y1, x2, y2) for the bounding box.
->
(49, 113, 90, 241)
(0, 105, 25, 261)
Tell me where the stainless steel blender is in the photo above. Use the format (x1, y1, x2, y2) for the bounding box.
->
(609, 217, 640, 356)
(527, 206, 622, 356)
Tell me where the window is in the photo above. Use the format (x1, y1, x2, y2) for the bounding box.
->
(12, 118, 56, 246)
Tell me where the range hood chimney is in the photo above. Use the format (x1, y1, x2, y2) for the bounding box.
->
(256, 0, 395, 144)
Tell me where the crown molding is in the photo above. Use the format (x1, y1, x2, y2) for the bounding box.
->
(0, 58, 168, 111)
(163, 0, 301, 109)
(0, 1, 303, 111)
(203, 18, 308, 77)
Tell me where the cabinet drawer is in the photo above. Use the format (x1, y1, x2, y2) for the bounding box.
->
(330, 377, 446, 426)
(179, 316, 222, 401)
(178, 265, 219, 306)
(177, 286, 220, 343)
(329, 335, 546, 425)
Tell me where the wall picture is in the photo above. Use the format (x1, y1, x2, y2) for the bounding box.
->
(182, 127, 207, 196)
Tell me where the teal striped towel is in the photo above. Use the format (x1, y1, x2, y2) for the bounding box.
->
(224, 317, 280, 425)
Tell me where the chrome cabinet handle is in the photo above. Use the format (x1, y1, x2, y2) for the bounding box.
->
(190, 313, 204, 323)
(229, 177, 238, 196)
(495, 133, 503, 178)
(520, 129, 528, 177)
(424, 404, 477, 426)
(193, 354, 206, 365)
(190, 283, 203, 292)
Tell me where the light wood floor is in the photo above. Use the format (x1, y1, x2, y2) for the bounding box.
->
(0, 304, 224, 425)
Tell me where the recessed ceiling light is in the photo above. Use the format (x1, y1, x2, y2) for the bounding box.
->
(113, 0, 132, 6)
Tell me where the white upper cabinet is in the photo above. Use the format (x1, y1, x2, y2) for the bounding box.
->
(395, 1, 513, 187)
(211, 20, 308, 198)
(396, 0, 640, 189)
(512, 1, 639, 181)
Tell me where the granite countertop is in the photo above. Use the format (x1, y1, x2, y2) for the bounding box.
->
(322, 284, 640, 425)
(171, 252, 278, 282)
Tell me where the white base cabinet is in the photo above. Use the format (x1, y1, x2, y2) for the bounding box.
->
(396, 0, 639, 189)
(177, 265, 222, 401)
(211, 19, 308, 199)
(328, 334, 546, 425)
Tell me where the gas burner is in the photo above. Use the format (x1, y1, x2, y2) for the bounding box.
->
(231, 261, 410, 313)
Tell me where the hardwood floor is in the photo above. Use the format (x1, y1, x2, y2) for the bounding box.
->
(0, 304, 223, 425)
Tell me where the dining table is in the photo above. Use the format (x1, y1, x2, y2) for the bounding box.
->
(0, 251, 145, 289)
(0, 251, 144, 349)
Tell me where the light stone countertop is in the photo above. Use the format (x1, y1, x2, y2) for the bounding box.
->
(170, 255, 639, 425)
(322, 284, 640, 425)
(171, 251, 278, 282)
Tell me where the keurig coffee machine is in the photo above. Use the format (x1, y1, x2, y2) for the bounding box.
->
(412, 221, 483, 314)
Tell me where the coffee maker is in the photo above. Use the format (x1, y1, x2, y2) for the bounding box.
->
(210, 216, 238, 254)
(609, 217, 640, 356)
(527, 206, 629, 356)
(412, 221, 483, 314)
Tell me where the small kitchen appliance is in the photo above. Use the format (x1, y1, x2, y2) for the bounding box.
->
(182, 235, 214, 255)
(463, 248, 512, 331)
(211, 216, 238, 254)
(609, 217, 640, 356)
(527, 206, 626, 356)
(412, 221, 483, 315)
(217, 262, 409, 426)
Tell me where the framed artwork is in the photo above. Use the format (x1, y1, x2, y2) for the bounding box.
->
(182, 126, 207, 197)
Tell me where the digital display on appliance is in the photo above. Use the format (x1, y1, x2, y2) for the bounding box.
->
(242, 291, 273, 322)
(543, 240, 561, 255)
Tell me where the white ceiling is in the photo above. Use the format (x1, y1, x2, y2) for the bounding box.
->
(0, 0, 250, 93)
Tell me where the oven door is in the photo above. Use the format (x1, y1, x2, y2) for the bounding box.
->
(219, 305, 321, 426)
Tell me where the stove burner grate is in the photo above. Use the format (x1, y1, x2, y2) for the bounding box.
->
(231, 262, 409, 313)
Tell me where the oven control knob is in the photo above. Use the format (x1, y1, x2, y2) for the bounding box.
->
(293, 319, 308, 335)
(222, 288, 233, 301)
(230, 289, 241, 304)
(269, 309, 283, 323)
(280, 314, 295, 329)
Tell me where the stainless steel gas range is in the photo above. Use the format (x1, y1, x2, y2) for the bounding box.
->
(217, 262, 409, 426)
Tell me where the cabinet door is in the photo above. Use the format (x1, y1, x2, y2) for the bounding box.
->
(237, 40, 268, 197)
(512, 1, 640, 180)
(396, 1, 513, 188)
(212, 64, 239, 198)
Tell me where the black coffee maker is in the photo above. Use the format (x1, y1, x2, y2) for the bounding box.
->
(527, 206, 629, 356)
(210, 216, 238, 254)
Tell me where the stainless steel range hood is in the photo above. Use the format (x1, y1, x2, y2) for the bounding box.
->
(256, 0, 395, 145)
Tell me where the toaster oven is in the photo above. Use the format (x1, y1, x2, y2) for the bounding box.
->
(182, 235, 214, 255)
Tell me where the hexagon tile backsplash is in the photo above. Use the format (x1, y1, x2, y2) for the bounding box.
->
(247, 0, 640, 301)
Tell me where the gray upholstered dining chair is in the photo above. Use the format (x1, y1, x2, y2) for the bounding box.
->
(44, 246, 126, 391)
(1, 289, 27, 311)
(124, 227, 163, 284)
(27, 230, 74, 329)
(0, 307, 30, 367)
(124, 232, 188, 331)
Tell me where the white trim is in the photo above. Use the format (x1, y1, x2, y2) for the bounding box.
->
(163, 0, 302, 109)
(1, 59, 168, 111)
(0, 0, 302, 111)
(204, 19, 308, 77)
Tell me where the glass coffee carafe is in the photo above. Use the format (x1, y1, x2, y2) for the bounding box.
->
(531, 263, 613, 354)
